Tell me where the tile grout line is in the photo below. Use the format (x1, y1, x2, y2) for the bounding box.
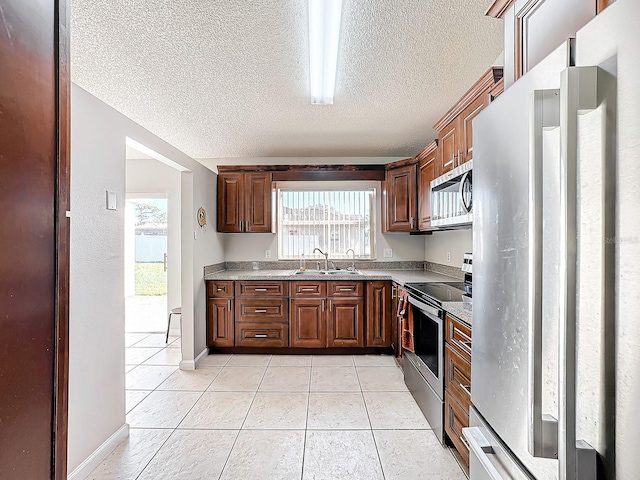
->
(215, 355, 271, 480)
(133, 351, 232, 480)
(300, 357, 313, 480)
(353, 359, 387, 480)
(126, 333, 182, 480)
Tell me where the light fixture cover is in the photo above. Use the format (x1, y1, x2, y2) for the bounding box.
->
(308, 0, 343, 105)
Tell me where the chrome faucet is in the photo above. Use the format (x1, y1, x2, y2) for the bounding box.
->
(346, 248, 356, 271)
(313, 247, 329, 271)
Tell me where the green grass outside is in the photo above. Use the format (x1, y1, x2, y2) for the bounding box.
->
(135, 262, 167, 295)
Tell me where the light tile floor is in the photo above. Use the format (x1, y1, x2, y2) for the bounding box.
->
(90, 346, 467, 480)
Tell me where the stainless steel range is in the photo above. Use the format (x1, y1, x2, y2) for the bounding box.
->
(402, 274, 471, 444)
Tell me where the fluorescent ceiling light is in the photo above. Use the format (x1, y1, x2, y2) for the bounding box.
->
(308, 0, 343, 105)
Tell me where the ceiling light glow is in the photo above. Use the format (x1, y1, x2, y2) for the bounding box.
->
(308, 0, 343, 105)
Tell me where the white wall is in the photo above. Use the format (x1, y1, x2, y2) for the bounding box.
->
(223, 182, 426, 261)
(69, 84, 223, 474)
(424, 229, 472, 267)
(127, 159, 183, 321)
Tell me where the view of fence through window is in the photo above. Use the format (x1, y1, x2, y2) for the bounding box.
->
(278, 188, 376, 260)
(131, 199, 168, 296)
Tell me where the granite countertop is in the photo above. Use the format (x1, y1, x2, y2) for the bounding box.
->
(203, 268, 456, 286)
(441, 301, 472, 326)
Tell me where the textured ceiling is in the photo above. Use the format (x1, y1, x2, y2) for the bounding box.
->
(71, 0, 503, 161)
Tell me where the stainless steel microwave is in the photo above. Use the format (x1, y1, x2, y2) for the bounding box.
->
(430, 160, 472, 228)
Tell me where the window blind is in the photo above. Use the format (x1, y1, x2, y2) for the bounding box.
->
(278, 188, 375, 260)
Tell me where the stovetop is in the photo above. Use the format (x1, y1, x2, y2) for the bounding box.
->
(404, 281, 470, 306)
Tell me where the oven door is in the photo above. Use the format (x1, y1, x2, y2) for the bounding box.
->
(406, 295, 444, 398)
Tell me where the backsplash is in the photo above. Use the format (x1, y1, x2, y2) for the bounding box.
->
(424, 261, 464, 280)
(209, 260, 425, 272)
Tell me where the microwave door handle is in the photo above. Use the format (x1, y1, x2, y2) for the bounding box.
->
(528, 88, 560, 460)
(558, 67, 599, 480)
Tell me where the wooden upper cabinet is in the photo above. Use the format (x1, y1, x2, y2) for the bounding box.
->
(417, 142, 438, 231)
(437, 120, 459, 176)
(460, 93, 488, 164)
(217, 172, 273, 233)
(385, 161, 417, 232)
(366, 281, 392, 347)
(245, 172, 272, 232)
(433, 67, 503, 175)
(217, 173, 244, 233)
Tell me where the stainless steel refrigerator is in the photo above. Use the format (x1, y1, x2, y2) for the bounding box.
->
(466, 1, 640, 479)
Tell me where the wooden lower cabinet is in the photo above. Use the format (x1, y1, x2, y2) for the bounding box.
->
(366, 281, 392, 347)
(236, 322, 288, 347)
(444, 314, 472, 466)
(328, 297, 364, 347)
(207, 298, 234, 347)
(445, 391, 470, 465)
(290, 298, 327, 348)
(206, 280, 390, 351)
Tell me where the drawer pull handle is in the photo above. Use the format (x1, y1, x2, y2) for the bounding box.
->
(217, 288, 223, 292)
(460, 434, 470, 451)
(459, 340, 471, 347)
(254, 309, 267, 313)
(459, 383, 471, 396)
(301, 288, 315, 291)
(254, 288, 268, 292)
(254, 334, 268, 338)
(339, 288, 352, 291)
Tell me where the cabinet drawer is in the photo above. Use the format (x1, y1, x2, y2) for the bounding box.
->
(446, 314, 471, 359)
(236, 298, 288, 323)
(328, 281, 363, 297)
(207, 280, 234, 298)
(236, 281, 287, 297)
(290, 281, 327, 297)
(235, 322, 288, 348)
(445, 344, 471, 411)
(445, 391, 470, 466)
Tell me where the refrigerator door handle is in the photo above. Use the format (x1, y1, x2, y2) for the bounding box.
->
(463, 427, 505, 480)
(528, 88, 560, 460)
(558, 66, 599, 480)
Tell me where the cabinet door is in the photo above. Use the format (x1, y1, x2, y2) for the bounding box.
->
(386, 164, 417, 232)
(460, 93, 487, 164)
(207, 298, 234, 347)
(290, 298, 326, 348)
(245, 172, 272, 233)
(437, 119, 459, 175)
(366, 281, 392, 347)
(417, 150, 437, 231)
(217, 173, 244, 232)
(445, 391, 470, 466)
(327, 297, 364, 347)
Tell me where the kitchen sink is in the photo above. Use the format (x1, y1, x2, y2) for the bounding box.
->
(292, 270, 363, 276)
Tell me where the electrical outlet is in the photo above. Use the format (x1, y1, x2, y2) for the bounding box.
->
(384, 248, 393, 258)
(265, 249, 271, 259)
(447, 251, 451, 263)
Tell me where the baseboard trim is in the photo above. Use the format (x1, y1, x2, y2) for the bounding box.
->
(68, 423, 129, 480)
(179, 347, 208, 370)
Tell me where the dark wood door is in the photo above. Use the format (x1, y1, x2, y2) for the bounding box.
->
(217, 172, 244, 232)
(366, 282, 392, 347)
(417, 148, 438, 231)
(460, 93, 487, 164)
(0, 1, 70, 477)
(327, 298, 364, 347)
(245, 172, 272, 233)
(207, 298, 235, 347)
(437, 119, 459, 175)
(290, 298, 327, 348)
(386, 164, 417, 232)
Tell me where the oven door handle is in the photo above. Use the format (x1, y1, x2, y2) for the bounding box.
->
(407, 296, 440, 318)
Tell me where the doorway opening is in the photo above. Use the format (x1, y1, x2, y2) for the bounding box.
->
(125, 197, 170, 333)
